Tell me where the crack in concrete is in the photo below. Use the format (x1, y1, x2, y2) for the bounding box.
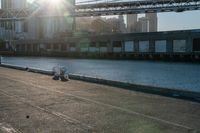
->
(0, 90, 93, 132)
(0, 74, 197, 132)
(0, 122, 21, 133)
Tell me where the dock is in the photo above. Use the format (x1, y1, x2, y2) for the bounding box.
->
(0, 67, 199, 133)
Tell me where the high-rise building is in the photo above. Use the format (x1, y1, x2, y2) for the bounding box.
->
(118, 15, 126, 33)
(1, 0, 12, 9)
(0, 0, 75, 40)
(1, 0, 26, 9)
(91, 18, 112, 33)
(105, 17, 123, 33)
(127, 14, 138, 33)
(138, 17, 149, 32)
(0, 0, 27, 40)
(76, 17, 96, 32)
(126, 13, 157, 33)
(146, 13, 157, 32)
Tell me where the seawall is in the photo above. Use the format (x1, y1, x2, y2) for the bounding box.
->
(0, 63, 199, 102)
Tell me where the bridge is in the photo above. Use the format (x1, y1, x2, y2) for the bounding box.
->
(0, 8, 30, 21)
(75, 0, 200, 16)
(0, 0, 200, 20)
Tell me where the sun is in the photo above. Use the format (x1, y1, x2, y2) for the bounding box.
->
(49, 0, 62, 6)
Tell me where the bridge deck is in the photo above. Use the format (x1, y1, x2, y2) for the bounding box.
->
(75, 0, 200, 16)
(76, 0, 199, 8)
(0, 67, 199, 133)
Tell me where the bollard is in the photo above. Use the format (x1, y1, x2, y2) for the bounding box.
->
(52, 66, 69, 81)
(52, 66, 60, 80)
(60, 67, 69, 81)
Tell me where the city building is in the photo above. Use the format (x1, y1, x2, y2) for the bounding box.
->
(104, 16, 126, 33)
(75, 16, 126, 34)
(138, 17, 149, 32)
(126, 13, 157, 33)
(0, 0, 75, 40)
(91, 18, 111, 34)
(127, 14, 138, 33)
(0, 0, 27, 40)
(35, 0, 75, 39)
(146, 13, 158, 32)
(76, 17, 96, 32)
(118, 15, 127, 33)
(0, 0, 158, 41)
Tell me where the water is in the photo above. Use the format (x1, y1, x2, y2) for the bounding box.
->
(1, 56, 200, 92)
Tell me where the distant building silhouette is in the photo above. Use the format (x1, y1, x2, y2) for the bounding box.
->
(127, 14, 138, 33)
(138, 17, 149, 32)
(146, 13, 158, 32)
(91, 18, 112, 34)
(118, 15, 127, 33)
(126, 13, 157, 33)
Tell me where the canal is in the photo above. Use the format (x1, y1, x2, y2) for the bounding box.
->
(1, 56, 200, 92)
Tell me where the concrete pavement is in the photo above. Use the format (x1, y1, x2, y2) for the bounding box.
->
(0, 67, 199, 133)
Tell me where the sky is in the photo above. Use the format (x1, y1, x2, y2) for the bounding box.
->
(0, 0, 200, 31)
(158, 10, 200, 31)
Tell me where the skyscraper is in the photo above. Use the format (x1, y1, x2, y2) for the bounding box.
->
(118, 15, 126, 33)
(127, 14, 138, 33)
(0, 0, 27, 37)
(1, 0, 26, 9)
(138, 17, 149, 32)
(1, 0, 12, 9)
(146, 13, 158, 32)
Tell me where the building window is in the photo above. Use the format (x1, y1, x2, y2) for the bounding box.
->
(53, 44, 59, 50)
(139, 41, 149, 52)
(155, 40, 167, 52)
(173, 40, 186, 52)
(124, 41, 134, 52)
(46, 44, 51, 49)
(61, 44, 67, 51)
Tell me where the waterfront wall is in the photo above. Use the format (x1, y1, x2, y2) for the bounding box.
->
(0, 63, 200, 102)
(3, 29, 200, 61)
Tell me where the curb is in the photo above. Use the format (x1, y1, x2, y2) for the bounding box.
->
(0, 63, 200, 102)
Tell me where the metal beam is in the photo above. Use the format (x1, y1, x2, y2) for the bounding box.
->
(0, 0, 200, 19)
(0, 8, 30, 21)
(75, 0, 200, 17)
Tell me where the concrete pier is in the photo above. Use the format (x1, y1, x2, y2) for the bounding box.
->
(0, 67, 200, 133)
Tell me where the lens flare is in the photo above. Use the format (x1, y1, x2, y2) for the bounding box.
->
(49, 0, 62, 6)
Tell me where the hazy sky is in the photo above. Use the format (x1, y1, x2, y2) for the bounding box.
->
(158, 10, 200, 31)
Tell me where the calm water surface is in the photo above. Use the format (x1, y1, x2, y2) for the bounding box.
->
(1, 57, 200, 92)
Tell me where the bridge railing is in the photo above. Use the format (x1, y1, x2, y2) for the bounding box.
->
(75, 0, 200, 16)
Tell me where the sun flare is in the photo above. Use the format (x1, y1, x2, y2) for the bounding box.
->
(49, 0, 62, 6)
